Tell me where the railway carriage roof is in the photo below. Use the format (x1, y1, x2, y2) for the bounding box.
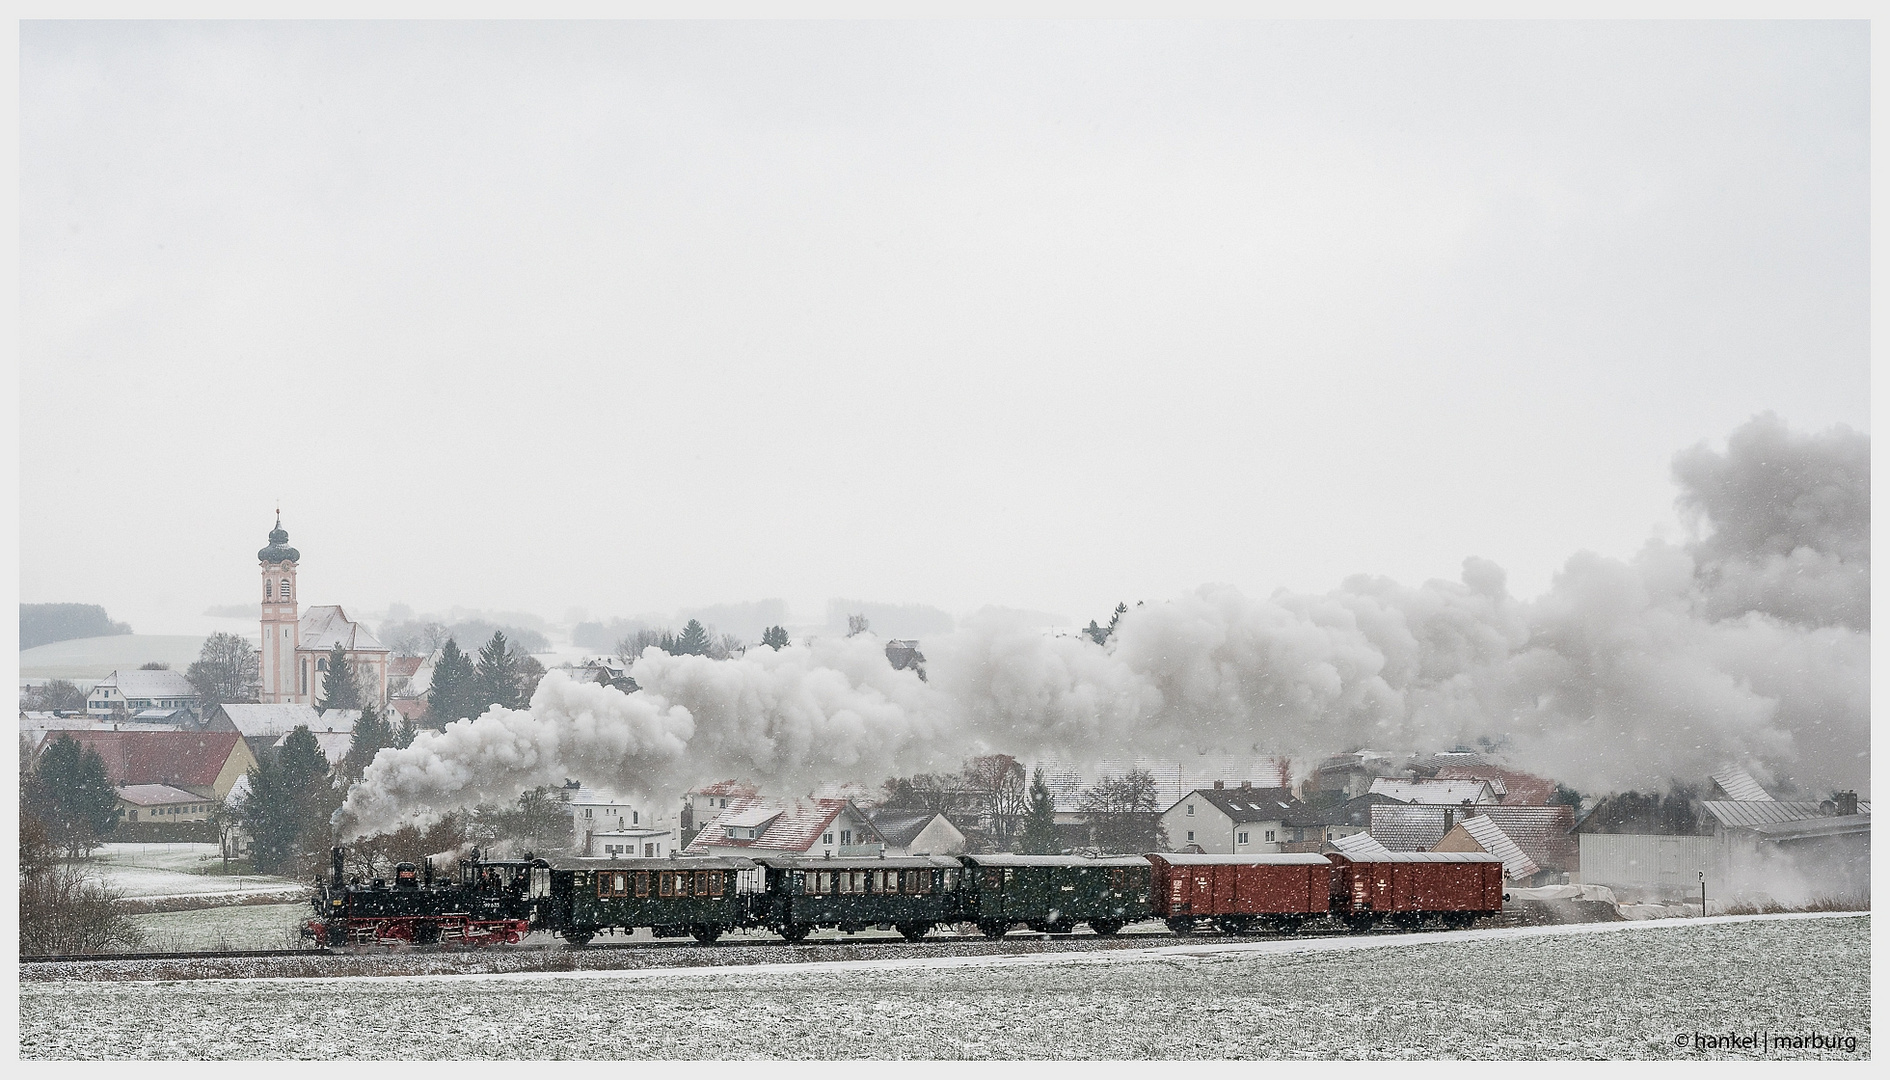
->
(1329, 852, 1503, 864)
(1147, 853, 1334, 866)
(959, 854, 1152, 868)
(750, 855, 963, 870)
(559, 857, 756, 871)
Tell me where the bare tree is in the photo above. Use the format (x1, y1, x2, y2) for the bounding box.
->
(616, 627, 675, 661)
(1078, 768, 1168, 854)
(847, 614, 870, 637)
(18, 815, 144, 955)
(963, 754, 1028, 850)
(186, 632, 262, 708)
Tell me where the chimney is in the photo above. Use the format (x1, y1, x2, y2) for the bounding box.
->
(1213, 780, 1225, 790)
(1240, 781, 1251, 790)
(1835, 790, 1859, 816)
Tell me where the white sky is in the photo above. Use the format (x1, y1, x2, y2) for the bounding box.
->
(19, 20, 1869, 637)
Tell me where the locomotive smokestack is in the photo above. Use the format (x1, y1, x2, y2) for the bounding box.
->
(331, 846, 345, 887)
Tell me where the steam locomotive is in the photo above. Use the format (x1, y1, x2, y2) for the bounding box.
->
(304, 846, 1505, 948)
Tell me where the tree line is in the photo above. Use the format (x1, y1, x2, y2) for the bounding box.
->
(876, 756, 1167, 855)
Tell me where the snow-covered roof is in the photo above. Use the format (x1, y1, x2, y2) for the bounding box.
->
(683, 797, 870, 854)
(1180, 786, 1301, 822)
(298, 606, 389, 653)
(1332, 851, 1504, 864)
(1702, 800, 1871, 830)
(1329, 831, 1395, 859)
(275, 729, 352, 766)
(1148, 853, 1334, 866)
(861, 808, 961, 850)
(1454, 815, 1540, 881)
(1369, 778, 1498, 805)
(691, 779, 760, 799)
(1369, 804, 1464, 851)
(116, 783, 206, 806)
(719, 806, 784, 829)
(94, 669, 197, 700)
(1430, 765, 1561, 806)
(958, 854, 1154, 868)
(1709, 766, 1775, 802)
(215, 703, 329, 737)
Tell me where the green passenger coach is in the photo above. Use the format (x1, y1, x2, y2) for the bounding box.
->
(752, 855, 966, 943)
(552, 856, 757, 944)
(956, 854, 1154, 937)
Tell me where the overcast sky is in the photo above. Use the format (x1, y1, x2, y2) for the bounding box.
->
(19, 20, 1868, 639)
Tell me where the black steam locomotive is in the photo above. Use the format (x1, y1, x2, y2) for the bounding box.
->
(303, 848, 544, 947)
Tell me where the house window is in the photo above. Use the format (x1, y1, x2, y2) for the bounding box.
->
(1237, 832, 1249, 845)
(823, 832, 834, 845)
(1265, 830, 1275, 842)
(840, 830, 852, 846)
(1186, 831, 1195, 842)
(1187, 804, 1195, 816)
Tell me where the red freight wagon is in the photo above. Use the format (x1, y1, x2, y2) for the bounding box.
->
(1325, 852, 1504, 930)
(1145, 853, 1335, 934)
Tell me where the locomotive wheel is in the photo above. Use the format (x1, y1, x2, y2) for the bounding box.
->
(412, 924, 442, 945)
(1087, 919, 1123, 937)
(896, 922, 931, 943)
(779, 924, 811, 944)
(689, 925, 723, 944)
(561, 928, 595, 946)
(1047, 918, 1075, 935)
(1166, 917, 1196, 935)
(978, 920, 1009, 939)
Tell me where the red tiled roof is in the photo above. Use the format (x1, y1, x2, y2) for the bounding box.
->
(389, 656, 425, 678)
(692, 779, 760, 799)
(389, 698, 429, 721)
(54, 730, 246, 789)
(683, 797, 872, 855)
(1432, 765, 1559, 806)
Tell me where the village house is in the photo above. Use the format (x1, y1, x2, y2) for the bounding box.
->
(1572, 767, 1870, 902)
(117, 783, 217, 824)
(1031, 759, 1293, 848)
(55, 729, 258, 801)
(569, 787, 675, 858)
(203, 702, 353, 763)
(1433, 814, 1543, 882)
(1306, 750, 1406, 799)
(1368, 802, 1578, 876)
(1368, 777, 1500, 805)
(862, 807, 967, 856)
(1278, 792, 1405, 852)
(683, 797, 883, 859)
(86, 668, 199, 720)
(1160, 782, 1302, 854)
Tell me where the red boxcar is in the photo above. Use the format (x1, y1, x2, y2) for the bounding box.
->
(1325, 852, 1504, 929)
(1144, 853, 1334, 934)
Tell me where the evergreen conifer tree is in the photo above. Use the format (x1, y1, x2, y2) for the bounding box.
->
(26, 734, 123, 854)
(342, 701, 396, 779)
(761, 625, 790, 650)
(472, 631, 524, 712)
(673, 619, 712, 656)
(1020, 766, 1061, 854)
(426, 638, 477, 727)
(319, 642, 362, 712)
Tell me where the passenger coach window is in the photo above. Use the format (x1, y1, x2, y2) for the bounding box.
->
(660, 872, 673, 897)
(614, 873, 628, 897)
(635, 872, 650, 897)
(597, 874, 610, 899)
(984, 869, 1001, 889)
(943, 868, 959, 891)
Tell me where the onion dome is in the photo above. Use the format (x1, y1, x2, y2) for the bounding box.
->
(258, 515, 300, 563)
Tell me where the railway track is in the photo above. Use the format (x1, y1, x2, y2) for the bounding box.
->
(21, 916, 1480, 966)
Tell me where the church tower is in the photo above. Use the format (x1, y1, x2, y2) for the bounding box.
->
(258, 514, 302, 704)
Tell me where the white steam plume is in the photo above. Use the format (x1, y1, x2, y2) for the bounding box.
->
(340, 414, 1868, 836)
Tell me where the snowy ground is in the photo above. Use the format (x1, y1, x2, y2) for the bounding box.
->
(19, 913, 1868, 1059)
(129, 904, 312, 952)
(91, 843, 308, 904)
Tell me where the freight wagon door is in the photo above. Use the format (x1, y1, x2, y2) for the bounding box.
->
(1193, 872, 1213, 914)
(1212, 866, 1237, 914)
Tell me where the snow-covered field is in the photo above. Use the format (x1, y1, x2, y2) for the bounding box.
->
(19, 913, 1868, 1059)
(91, 844, 308, 904)
(129, 904, 312, 952)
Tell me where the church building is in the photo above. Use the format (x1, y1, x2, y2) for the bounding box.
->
(257, 516, 391, 706)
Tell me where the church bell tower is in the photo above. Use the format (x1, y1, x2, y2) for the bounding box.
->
(258, 513, 302, 704)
